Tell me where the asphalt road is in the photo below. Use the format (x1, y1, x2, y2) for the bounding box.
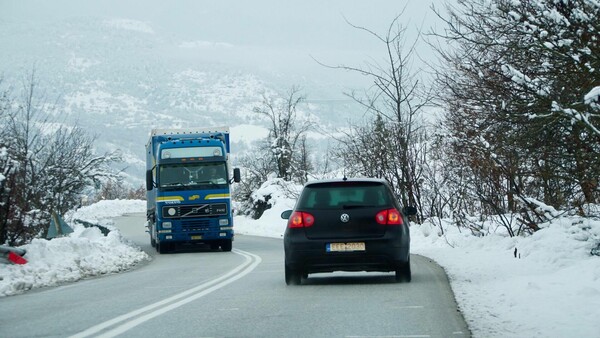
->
(0, 213, 470, 338)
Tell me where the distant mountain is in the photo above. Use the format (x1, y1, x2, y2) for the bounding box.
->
(0, 17, 363, 186)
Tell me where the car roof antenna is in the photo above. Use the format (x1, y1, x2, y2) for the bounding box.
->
(342, 169, 347, 181)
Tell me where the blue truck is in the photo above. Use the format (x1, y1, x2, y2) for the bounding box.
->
(145, 127, 240, 253)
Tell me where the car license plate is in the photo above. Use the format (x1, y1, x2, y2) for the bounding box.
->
(326, 242, 365, 252)
(191, 235, 203, 240)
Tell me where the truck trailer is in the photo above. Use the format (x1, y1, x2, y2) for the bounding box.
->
(145, 127, 240, 253)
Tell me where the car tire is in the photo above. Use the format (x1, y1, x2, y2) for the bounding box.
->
(285, 265, 301, 285)
(395, 260, 411, 283)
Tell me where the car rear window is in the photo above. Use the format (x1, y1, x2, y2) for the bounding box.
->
(297, 182, 391, 209)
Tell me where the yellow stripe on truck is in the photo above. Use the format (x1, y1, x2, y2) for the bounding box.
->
(157, 196, 184, 202)
(205, 194, 230, 200)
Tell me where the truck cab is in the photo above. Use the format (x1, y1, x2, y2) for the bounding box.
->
(146, 128, 240, 253)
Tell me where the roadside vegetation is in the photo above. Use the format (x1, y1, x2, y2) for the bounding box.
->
(1, 0, 598, 246)
(0, 73, 142, 246)
(238, 0, 599, 237)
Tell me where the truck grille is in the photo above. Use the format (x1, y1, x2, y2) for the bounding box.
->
(181, 219, 212, 232)
(162, 203, 227, 218)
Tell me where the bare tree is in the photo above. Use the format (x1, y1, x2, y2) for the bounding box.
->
(0, 73, 122, 245)
(294, 135, 313, 185)
(0, 79, 16, 245)
(92, 180, 145, 202)
(234, 150, 277, 219)
(322, 13, 434, 220)
(253, 86, 313, 182)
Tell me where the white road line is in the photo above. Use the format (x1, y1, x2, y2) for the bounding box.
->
(69, 249, 261, 338)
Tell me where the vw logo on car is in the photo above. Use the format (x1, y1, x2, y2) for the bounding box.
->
(340, 213, 350, 223)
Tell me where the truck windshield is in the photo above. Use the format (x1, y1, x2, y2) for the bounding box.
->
(159, 162, 228, 189)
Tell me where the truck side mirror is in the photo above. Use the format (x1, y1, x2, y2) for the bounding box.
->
(146, 170, 154, 191)
(233, 168, 241, 183)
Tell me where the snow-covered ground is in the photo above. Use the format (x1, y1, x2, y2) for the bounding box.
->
(0, 200, 149, 297)
(2, 197, 600, 338)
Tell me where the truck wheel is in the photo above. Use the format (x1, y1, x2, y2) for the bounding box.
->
(220, 239, 232, 252)
(150, 236, 156, 248)
(157, 242, 169, 254)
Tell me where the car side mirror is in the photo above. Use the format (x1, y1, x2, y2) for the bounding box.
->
(281, 210, 292, 219)
(403, 206, 418, 216)
(146, 170, 154, 191)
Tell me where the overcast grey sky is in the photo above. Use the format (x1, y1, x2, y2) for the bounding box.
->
(1, 1, 441, 43)
(1, 0, 444, 93)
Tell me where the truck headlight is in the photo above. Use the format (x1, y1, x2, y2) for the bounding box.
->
(219, 219, 229, 226)
(162, 222, 172, 229)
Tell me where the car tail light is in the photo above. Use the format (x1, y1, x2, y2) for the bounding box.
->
(288, 211, 315, 228)
(375, 208, 403, 225)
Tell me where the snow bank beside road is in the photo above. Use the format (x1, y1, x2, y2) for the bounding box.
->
(0, 200, 148, 297)
(411, 215, 600, 338)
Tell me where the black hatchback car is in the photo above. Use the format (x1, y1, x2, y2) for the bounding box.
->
(281, 178, 417, 285)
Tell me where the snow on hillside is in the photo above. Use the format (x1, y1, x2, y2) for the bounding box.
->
(0, 20, 291, 189)
(0, 16, 364, 189)
(103, 18, 155, 34)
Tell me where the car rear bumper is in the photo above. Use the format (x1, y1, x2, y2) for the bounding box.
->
(284, 235, 410, 273)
